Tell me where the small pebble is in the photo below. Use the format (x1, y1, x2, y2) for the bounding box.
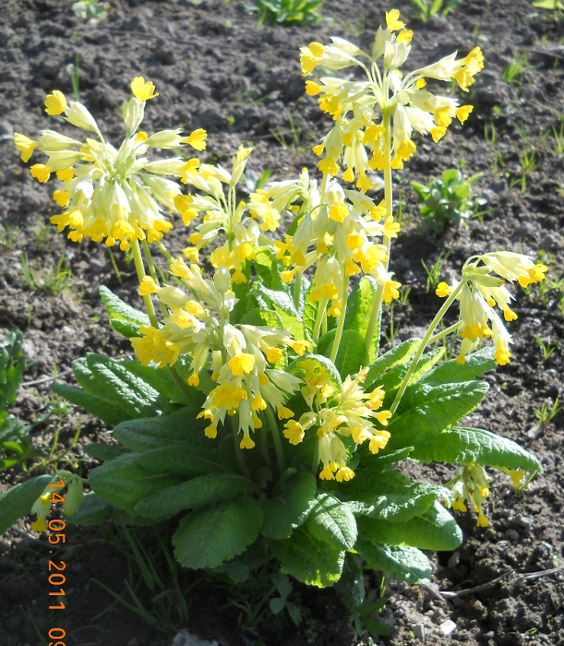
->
(439, 619, 457, 637)
(412, 623, 426, 640)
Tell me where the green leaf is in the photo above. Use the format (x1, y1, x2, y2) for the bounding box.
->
(306, 493, 357, 550)
(83, 444, 130, 460)
(135, 473, 257, 518)
(356, 540, 431, 584)
(385, 380, 489, 451)
(420, 347, 495, 385)
(410, 426, 543, 472)
(172, 496, 263, 569)
(365, 339, 421, 389)
(112, 408, 208, 451)
(0, 330, 25, 410)
(54, 355, 164, 425)
(66, 492, 109, 526)
(119, 360, 185, 404)
(254, 249, 287, 291)
(88, 446, 224, 513)
(357, 501, 462, 551)
(254, 284, 306, 341)
(259, 471, 317, 539)
(344, 277, 379, 362)
(334, 330, 368, 380)
(288, 353, 342, 391)
(271, 526, 345, 588)
(50, 384, 131, 426)
(0, 474, 53, 536)
(241, 307, 284, 329)
(344, 470, 448, 522)
(99, 286, 150, 338)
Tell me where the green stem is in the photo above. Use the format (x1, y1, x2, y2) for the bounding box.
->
(155, 239, 173, 264)
(329, 271, 350, 363)
(293, 270, 302, 311)
(131, 238, 159, 328)
(311, 440, 319, 476)
(428, 322, 462, 345)
(261, 424, 273, 468)
(142, 239, 168, 319)
(232, 418, 251, 479)
(266, 406, 286, 473)
(107, 246, 122, 281)
(168, 365, 200, 409)
(364, 111, 393, 354)
(313, 297, 329, 344)
(389, 283, 464, 415)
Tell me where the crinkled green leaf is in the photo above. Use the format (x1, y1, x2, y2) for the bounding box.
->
(66, 492, 109, 526)
(356, 540, 431, 584)
(271, 526, 345, 588)
(334, 330, 368, 380)
(136, 473, 257, 518)
(50, 384, 131, 426)
(83, 443, 130, 461)
(365, 338, 420, 389)
(259, 471, 317, 539)
(112, 408, 207, 451)
(305, 493, 357, 550)
(344, 276, 380, 362)
(357, 501, 462, 551)
(241, 307, 284, 330)
(172, 496, 263, 569)
(411, 426, 542, 472)
(100, 286, 150, 338)
(344, 470, 449, 522)
(420, 347, 496, 385)
(288, 353, 342, 391)
(0, 474, 53, 535)
(88, 446, 224, 513)
(385, 380, 489, 451)
(0, 330, 25, 409)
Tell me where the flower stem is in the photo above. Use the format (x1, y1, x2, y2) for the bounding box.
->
(142, 239, 168, 319)
(232, 418, 251, 479)
(330, 271, 350, 363)
(313, 297, 329, 344)
(131, 238, 158, 328)
(364, 112, 393, 354)
(266, 406, 286, 473)
(389, 283, 463, 415)
(168, 364, 200, 409)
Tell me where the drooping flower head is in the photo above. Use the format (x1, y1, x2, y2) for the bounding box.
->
(301, 9, 483, 184)
(15, 77, 207, 251)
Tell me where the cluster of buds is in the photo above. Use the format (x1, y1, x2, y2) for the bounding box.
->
(300, 9, 483, 185)
(132, 262, 306, 449)
(284, 365, 392, 480)
(450, 463, 491, 527)
(436, 252, 547, 365)
(15, 77, 207, 251)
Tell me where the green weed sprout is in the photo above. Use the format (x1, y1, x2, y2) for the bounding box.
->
(409, 0, 461, 22)
(412, 168, 484, 230)
(6, 9, 547, 595)
(246, 0, 325, 26)
(72, 0, 109, 22)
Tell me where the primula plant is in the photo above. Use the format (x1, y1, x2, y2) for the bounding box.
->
(4, 11, 547, 591)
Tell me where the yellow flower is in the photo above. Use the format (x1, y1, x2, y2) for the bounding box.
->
(436, 281, 452, 298)
(44, 90, 67, 116)
(283, 420, 305, 445)
(228, 353, 256, 376)
(30, 164, 51, 183)
(183, 128, 207, 151)
(386, 9, 405, 31)
(14, 132, 37, 162)
(52, 190, 70, 208)
(131, 76, 158, 101)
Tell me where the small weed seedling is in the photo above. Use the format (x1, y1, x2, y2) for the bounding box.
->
(412, 168, 484, 230)
(20, 253, 74, 296)
(533, 397, 561, 426)
(533, 335, 556, 362)
(410, 0, 461, 22)
(502, 54, 534, 85)
(72, 0, 108, 22)
(422, 252, 451, 293)
(245, 0, 324, 26)
(532, 0, 564, 14)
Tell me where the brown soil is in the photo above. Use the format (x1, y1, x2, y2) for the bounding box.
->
(0, 0, 563, 645)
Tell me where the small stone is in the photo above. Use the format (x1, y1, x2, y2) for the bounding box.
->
(439, 619, 457, 637)
(505, 529, 520, 542)
(518, 516, 534, 531)
(412, 623, 426, 640)
(448, 552, 460, 568)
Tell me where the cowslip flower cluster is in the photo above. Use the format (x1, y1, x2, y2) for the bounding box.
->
(270, 173, 401, 325)
(436, 252, 547, 365)
(450, 463, 491, 527)
(15, 77, 206, 250)
(131, 261, 306, 449)
(300, 9, 483, 183)
(283, 365, 392, 480)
